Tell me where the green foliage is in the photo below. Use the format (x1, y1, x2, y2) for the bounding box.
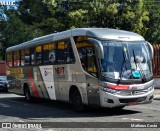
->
(131, 0, 149, 35)
(0, 5, 43, 59)
(86, 0, 119, 28)
(68, 9, 89, 28)
(0, 0, 160, 61)
(0, 7, 42, 45)
(143, 0, 160, 43)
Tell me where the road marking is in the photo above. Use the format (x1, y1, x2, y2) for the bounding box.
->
(18, 120, 25, 122)
(7, 100, 28, 105)
(7, 100, 22, 103)
(122, 118, 143, 121)
(0, 103, 11, 107)
(0, 93, 24, 98)
(7, 100, 17, 102)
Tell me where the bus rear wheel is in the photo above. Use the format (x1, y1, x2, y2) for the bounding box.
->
(71, 89, 84, 112)
(24, 86, 33, 102)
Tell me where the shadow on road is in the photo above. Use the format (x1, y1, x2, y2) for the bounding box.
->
(0, 93, 141, 119)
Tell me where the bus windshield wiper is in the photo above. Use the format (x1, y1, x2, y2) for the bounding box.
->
(118, 48, 128, 83)
(132, 49, 137, 69)
(132, 49, 146, 82)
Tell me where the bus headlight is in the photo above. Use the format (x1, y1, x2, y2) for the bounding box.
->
(147, 86, 154, 91)
(100, 85, 129, 94)
(100, 86, 118, 94)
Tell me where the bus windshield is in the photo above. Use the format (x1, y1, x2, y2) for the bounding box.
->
(101, 41, 152, 80)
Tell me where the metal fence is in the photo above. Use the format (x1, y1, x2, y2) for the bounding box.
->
(152, 44, 160, 78)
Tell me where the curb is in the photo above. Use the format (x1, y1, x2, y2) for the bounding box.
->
(154, 95, 160, 100)
(154, 88, 160, 100)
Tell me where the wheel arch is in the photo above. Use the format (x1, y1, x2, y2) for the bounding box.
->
(69, 85, 83, 103)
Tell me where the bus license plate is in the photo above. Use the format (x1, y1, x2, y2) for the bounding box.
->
(128, 102, 137, 106)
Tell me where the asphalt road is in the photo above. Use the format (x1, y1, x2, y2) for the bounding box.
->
(0, 92, 160, 131)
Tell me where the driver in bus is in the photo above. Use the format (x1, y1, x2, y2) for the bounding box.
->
(131, 50, 145, 64)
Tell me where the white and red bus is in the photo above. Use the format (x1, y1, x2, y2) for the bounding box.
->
(6, 28, 154, 111)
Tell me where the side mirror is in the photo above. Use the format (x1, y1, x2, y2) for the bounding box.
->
(146, 41, 154, 59)
(88, 38, 104, 59)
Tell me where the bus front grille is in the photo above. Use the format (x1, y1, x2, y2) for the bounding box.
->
(117, 90, 148, 96)
(119, 96, 147, 103)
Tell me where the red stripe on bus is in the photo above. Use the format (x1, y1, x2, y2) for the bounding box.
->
(28, 70, 39, 97)
(107, 85, 130, 90)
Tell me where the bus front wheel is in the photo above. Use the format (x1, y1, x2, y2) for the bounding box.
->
(70, 89, 84, 112)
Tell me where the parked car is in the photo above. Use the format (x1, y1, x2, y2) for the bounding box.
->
(0, 76, 9, 92)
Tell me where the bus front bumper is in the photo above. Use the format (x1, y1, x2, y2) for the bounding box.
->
(99, 88, 154, 108)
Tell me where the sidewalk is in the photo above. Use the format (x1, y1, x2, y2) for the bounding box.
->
(154, 89, 160, 100)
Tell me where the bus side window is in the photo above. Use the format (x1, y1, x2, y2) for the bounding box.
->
(57, 40, 68, 63)
(24, 49, 30, 66)
(68, 40, 75, 63)
(7, 52, 13, 67)
(35, 46, 42, 65)
(86, 46, 97, 77)
(14, 51, 20, 67)
(21, 50, 25, 66)
(43, 43, 56, 64)
(57, 39, 75, 63)
(31, 48, 35, 65)
(75, 36, 97, 77)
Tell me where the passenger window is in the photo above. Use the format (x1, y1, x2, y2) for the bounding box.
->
(7, 52, 13, 67)
(57, 39, 75, 63)
(14, 51, 20, 67)
(87, 47, 97, 76)
(68, 41, 75, 63)
(30, 48, 35, 65)
(43, 43, 56, 64)
(21, 50, 25, 66)
(35, 46, 42, 65)
(24, 49, 30, 65)
(57, 41, 68, 63)
(74, 36, 97, 77)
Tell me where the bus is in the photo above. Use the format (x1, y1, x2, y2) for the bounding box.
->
(6, 28, 154, 111)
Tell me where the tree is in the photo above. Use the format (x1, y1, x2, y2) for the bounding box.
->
(0, 0, 159, 60)
(88, 0, 119, 28)
(144, 0, 160, 43)
(17, 0, 62, 34)
(0, 5, 42, 60)
(46, 0, 149, 34)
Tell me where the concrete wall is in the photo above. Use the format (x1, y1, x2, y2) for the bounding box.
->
(154, 78, 160, 89)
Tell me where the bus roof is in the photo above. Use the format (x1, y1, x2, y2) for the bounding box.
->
(6, 28, 145, 52)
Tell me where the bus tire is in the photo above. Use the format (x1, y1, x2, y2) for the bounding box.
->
(70, 88, 84, 112)
(24, 85, 33, 102)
